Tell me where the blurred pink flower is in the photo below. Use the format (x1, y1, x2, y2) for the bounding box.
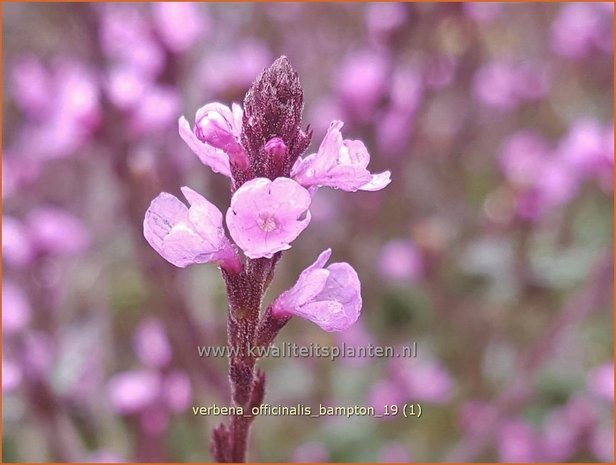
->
(193, 102, 248, 169)
(10, 56, 52, 118)
(500, 129, 583, 220)
(395, 359, 454, 404)
(99, 5, 165, 78)
(105, 65, 147, 110)
(130, 84, 182, 135)
(152, 2, 208, 53)
(588, 362, 614, 402)
(559, 118, 614, 181)
(143, 187, 240, 270)
(378, 239, 423, 282)
(500, 130, 551, 187)
(551, 3, 613, 59)
(200, 40, 273, 95)
(272, 249, 362, 332)
(108, 370, 161, 415)
(26, 207, 90, 256)
(292, 121, 391, 192)
(2, 358, 22, 393)
(497, 419, 542, 462)
(2, 281, 31, 335)
(377, 65, 423, 156)
(368, 379, 405, 416)
(226, 177, 312, 259)
(2, 216, 34, 267)
(336, 49, 389, 121)
(162, 370, 192, 413)
(463, 2, 503, 23)
(133, 318, 172, 368)
(178, 104, 241, 177)
(365, 3, 408, 40)
(11, 59, 100, 161)
(376, 107, 415, 158)
(473, 60, 550, 110)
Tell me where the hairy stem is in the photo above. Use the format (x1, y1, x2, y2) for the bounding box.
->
(214, 257, 279, 462)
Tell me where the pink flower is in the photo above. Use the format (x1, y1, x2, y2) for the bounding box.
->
(292, 121, 391, 192)
(130, 84, 181, 135)
(199, 40, 273, 95)
(378, 239, 423, 282)
(226, 177, 312, 259)
(588, 362, 614, 402)
(107, 370, 161, 415)
(393, 358, 454, 404)
(178, 102, 247, 177)
(559, 118, 613, 178)
(162, 370, 192, 413)
(271, 249, 362, 332)
(143, 186, 241, 270)
(473, 61, 549, 110)
(463, 2, 502, 23)
(551, 3, 612, 59)
(26, 207, 90, 256)
(105, 66, 147, 110)
(498, 419, 542, 462)
(336, 50, 389, 121)
(10, 56, 51, 118)
(2, 281, 31, 335)
(500, 130, 551, 186)
(2, 358, 22, 393)
(193, 102, 249, 169)
(365, 3, 408, 39)
(152, 2, 208, 53)
(99, 5, 165, 78)
(133, 318, 172, 368)
(2, 216, 33, 267)
(368, 379, 405, 416)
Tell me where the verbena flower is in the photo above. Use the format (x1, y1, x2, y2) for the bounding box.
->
(178, 104, 238, 177)
(143, 186, 240, 270)
(226, 177, 311, 259)
(271, 249, 362, 331)
(291, 120, 391, 192)
(145, 57, 390, 333)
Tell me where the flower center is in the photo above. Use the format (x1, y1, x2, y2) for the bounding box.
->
(257, 214, 278, 232)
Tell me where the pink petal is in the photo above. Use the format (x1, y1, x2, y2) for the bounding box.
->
(178, 116, 231, 177)
(226, 177, 312, 259)
(292, 120, 390, 193)
(360, 171, 392, 191)
(143, 188, 238, 269)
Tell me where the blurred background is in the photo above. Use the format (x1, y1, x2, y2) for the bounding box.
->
(2, 2, 614, 462)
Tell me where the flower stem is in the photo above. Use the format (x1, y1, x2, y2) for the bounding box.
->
(214, 257, 280, 462)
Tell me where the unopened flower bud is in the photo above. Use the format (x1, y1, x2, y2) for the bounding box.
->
(195, 107, 250, 170)
(196, 111, 241, 154)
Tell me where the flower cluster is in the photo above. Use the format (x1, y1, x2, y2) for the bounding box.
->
(144, 56, 390, 332)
